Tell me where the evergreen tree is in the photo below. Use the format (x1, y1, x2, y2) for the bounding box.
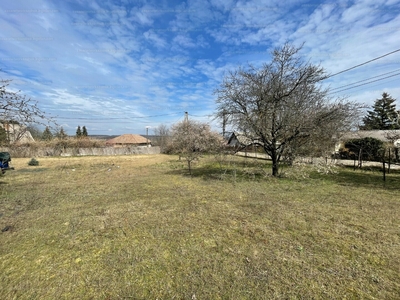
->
(361, 92, 400, 130)
(82, 126, 88, 137)
(76, 125, 82, 138)
(0, 126, 8, 145)
(56, 127, 68, 139)
(42, 126, 53, 141)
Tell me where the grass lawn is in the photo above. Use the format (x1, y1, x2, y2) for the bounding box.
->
(1, 154, 399, 299)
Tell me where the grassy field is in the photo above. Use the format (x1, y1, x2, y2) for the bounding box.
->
(1, 154, 399, 299)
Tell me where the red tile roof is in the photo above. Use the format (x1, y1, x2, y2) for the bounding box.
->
(106, 134, 150, 145)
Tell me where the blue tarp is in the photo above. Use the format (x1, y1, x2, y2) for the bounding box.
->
(0, 152, 11, 172)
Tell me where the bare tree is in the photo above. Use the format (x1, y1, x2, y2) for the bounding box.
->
(168, 120, 223, 175)
(153, 124, 170, 153)
(1, 77, 54, 142)
(215, 43, 361, 176)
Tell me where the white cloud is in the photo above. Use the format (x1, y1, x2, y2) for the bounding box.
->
(1, 0, 400, 134)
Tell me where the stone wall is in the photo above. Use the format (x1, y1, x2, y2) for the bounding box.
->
(1, 146, 160, 158)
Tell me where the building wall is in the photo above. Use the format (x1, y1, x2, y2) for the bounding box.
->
(0, 123, 35, 143)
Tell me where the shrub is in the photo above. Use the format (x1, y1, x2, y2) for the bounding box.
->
(28, 158, 39, 166)
(343, 137, 384, 162)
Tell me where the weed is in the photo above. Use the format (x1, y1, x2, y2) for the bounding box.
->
(27, 158, 39, 166)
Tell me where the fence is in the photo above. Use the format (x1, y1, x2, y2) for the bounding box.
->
(1, 146, 160, 158)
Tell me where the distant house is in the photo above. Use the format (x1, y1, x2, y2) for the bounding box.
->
(227, 132, 253, 148)
(336, 130, 400, 152)
(0, 121, 35, 143)
(227, 132, 264, 153)
(105, 134, 151, 147)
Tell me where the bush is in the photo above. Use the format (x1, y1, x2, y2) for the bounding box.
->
(343, 137, 384, 162)
(28, 158, 39, 166)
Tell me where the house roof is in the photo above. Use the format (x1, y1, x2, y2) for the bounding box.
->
(106, 134, 150, 145)
(227, 132, 253, 146)
(227, 132, 264, 146)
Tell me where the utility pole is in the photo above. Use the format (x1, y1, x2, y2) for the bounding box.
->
(222, 110, 227, 138)
(184, 111, 188, 123)
(146, 126, 151, 147)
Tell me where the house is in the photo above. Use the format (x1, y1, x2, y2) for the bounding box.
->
(0, 121, 35, 143)
(105, 134, 151, 147)
(227, 132, 264, 153)
(227, 132, 253, 148)
(335, 130, 400, 152)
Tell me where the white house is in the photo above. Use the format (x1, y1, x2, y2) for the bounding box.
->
(0, 122, 35, 143)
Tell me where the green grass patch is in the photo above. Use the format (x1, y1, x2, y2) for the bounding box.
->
(1, 155, 399, 299)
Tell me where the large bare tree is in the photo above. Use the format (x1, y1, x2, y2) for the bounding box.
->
(215, 43, 361, 176)
(1, 77, 53, 143)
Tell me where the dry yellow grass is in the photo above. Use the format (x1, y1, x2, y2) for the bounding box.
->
(1, 154, 399, 299)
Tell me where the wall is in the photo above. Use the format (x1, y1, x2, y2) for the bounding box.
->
(1, 146, 160, 158)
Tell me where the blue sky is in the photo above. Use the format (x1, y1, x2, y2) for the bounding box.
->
(1, 0, 400, 135)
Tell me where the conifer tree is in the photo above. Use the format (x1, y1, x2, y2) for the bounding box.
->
(42, 126, 53, 141)
(82, 126, 88, 137)
(361, 92, 400, 130)
(76, 125, 82, 138)
(56, 127, 68, 139)
(0, 126, 7, 145)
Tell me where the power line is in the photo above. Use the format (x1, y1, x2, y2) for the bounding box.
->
(329, 68, 400, 91)
(328, 72, 400, 94)
(324, 48, 400, 79)
(56, 112, 182, 120)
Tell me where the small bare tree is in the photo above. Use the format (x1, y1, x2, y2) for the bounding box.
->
(1, 77, 54, 143)
(168, 120, 223, 175)
(153, 124, 170, 153)
(215, 43, 361, 176)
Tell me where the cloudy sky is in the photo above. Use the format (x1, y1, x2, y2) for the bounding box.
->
(1, 0, 399, 135)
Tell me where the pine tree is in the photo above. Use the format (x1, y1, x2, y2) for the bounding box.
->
(42, 126, 53, 141)
(82, 126, 88, 137)
(76, 126, 82, 138)
(361, 92, 400, 130)
(56, 127, 68, 139)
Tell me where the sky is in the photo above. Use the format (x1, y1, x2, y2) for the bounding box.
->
(1, 0, 400, 136)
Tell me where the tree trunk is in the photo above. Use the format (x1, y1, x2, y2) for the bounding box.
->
(382, 160, 386, 181)
(188, 160, 192, 176)
(358, 148, 362, 168)
(271, 149, 279, 176)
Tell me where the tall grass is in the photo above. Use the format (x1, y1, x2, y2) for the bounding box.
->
(1, 155, 399, 299)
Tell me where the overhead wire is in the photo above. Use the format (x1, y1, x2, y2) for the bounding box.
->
(329, 68, 400, 91)
(324, 48, 400, 79)
(328, 72, 400, 94)
(56, 112, 182, 120)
